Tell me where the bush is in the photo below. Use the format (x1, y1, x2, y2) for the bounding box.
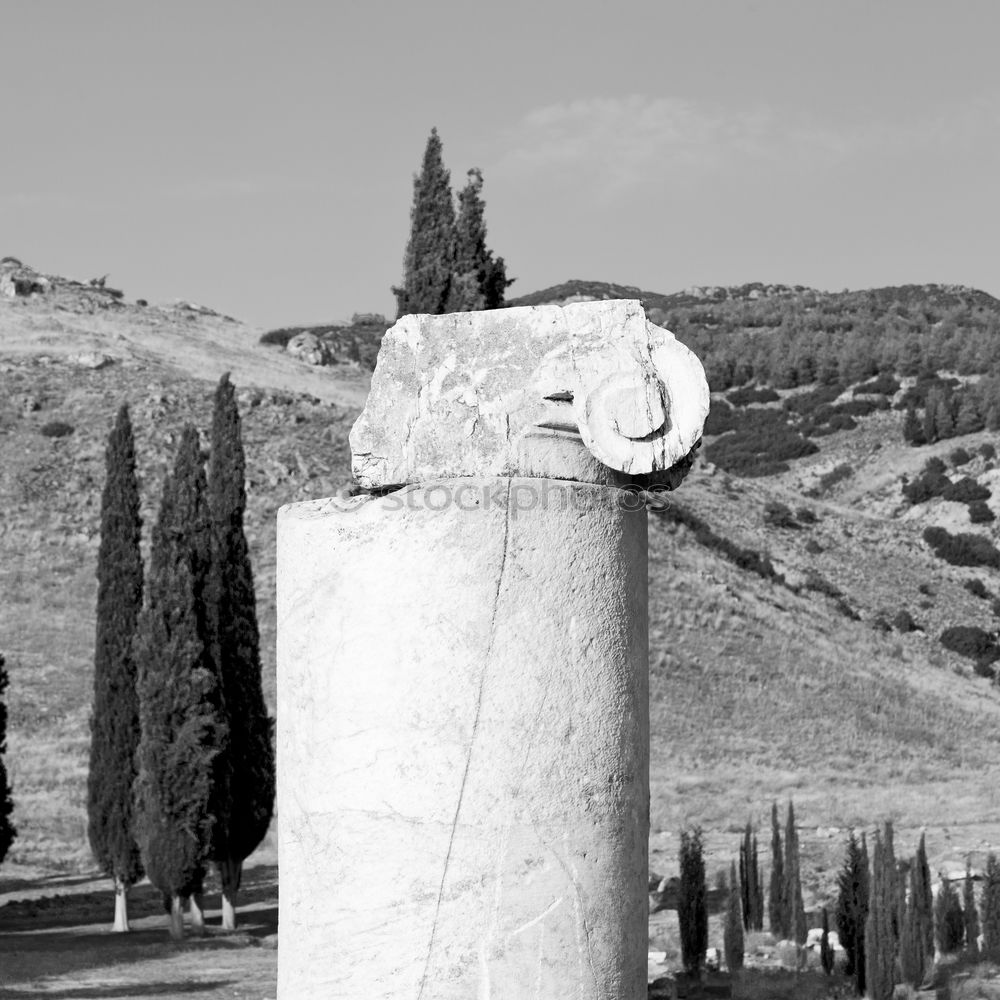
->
(942, 477, 991, 504)
(854, 374, 901, 397)
(923, 526, 1000, 568)
(970, 501, 996, 524)
(902, 470, 950, 504)
(965, 579, 991, 600)
(805, 538, 823, 555)
(704, 400, 738, 436)
(259, 328, 297, 348)
(950, 447, 972, 467)
(727, 385, 779, 406)
(763, 501, 799, 529)
(925, 456, 947, 475)
(40, 421, 74, 438)
(818, 463, 853, 493)
(940, 625, 1000, 665)
(892, 610, 919, 633)
(784, 384, 845, 415)
(981, 443, 997, 460)
(706, 426, 819, 478)
(796, 506, 817, 524)
(836, 398, 883, 417)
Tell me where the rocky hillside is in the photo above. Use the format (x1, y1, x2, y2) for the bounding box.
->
(4, 263, 1000, 897)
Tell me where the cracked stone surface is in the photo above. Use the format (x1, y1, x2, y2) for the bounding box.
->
(277, 481, 649, 998)
(350, 299, 709, 489)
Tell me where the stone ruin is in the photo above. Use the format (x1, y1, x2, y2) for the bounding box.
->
(276, 299, 710, 998)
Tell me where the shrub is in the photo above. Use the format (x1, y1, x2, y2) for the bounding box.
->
(854, 374, 901, 397)
(942, 477, 990, 504)
(136, 298, 148, 307)
(764, 500, 799, 529)
(805, 538, 823, 555)
(935, 878, 966, 954)
(925, 456, 947, 475)
(970, 501, 996, 524)
(950, 447, 972, 467)
(259, 328, 297, 348)
(837, 398, 883, 417)
(818, 463, 853, 493)
(703, 400, 738, 436)
(706, 426, 819, 478)
(784, 384, 845, 415)
(727, 385, 779, 406)
(902, 470, 950, 504)
(980, 443, 997, 460)
(40, 421, 74, 438)
(796, 506, 817, 524)
(939, 625, 1000, 665)
(923, 526, 1000, 568)
(892, 610, 919, 632)
(965, 579, 991, 600)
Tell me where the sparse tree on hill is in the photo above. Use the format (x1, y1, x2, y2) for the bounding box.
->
(964, 860, 980, 957)
(935, 876, 965, 955)
(724, 860, 744, 973)
(768, 802, 786, 938)
(446, 168, 513, 312)
(133, 425, 229, 941)
(865, 828, 896, 1000)
(820, 907, 835, 975)
(784, 800, 807, 945)
(87, 404, 144, 931)
(207, 374, 275, 930)
(392, 128, 456, 318)
(0, 653, 15, 866)
(982, 853, 1000, 961)
(678, 827, 708, 977)
(836, 831, 869, 995)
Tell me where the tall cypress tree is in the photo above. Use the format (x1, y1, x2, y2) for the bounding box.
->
(753, 834, 764, 931)
(914, 832, 934, 957)
(784, 801, 807, 944)
(836, 832, 869, 995)
(447, 167, 512, 312)
(678, 827, 708, 977)
(982, 853, 1000, 961)
(768, 802, 785, 938)
(935, 876, 965, 954)
(208, 373, 275, 930)
(865, 829, 896, 1000)
(724, 859, 744, 973)
(899, 866, 926, 988)
(133, 425, 228, 940)
(964, 860, 981, 956)
(0, 653, 14, 866)
(87, 404, 144, 931)
(739, 823, 751, 930)
(392, 127, 456, 318)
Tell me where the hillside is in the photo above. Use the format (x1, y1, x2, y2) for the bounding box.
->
(5, 264, 1000, 903)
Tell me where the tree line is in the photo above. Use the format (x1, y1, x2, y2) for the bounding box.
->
(87, 374, 274, 938)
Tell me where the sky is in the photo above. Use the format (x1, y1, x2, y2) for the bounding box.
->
(2, 0, 998, 329)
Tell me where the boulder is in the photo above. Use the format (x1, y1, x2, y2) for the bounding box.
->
(286, 331, 330, 366)
(68, 351, 115, 370)
(805, 927, 843, 951)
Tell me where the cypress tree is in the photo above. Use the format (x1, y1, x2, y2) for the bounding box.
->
(836, 832, 869, 995)
(768, 802, 785, 938)
(133, 425, 228, 940)
(964, 860, 980, 957)
(982, 852, 1000, 961)
(865, 829, 896, 1000)
(446, 168, 513, 312)
(724, 860, 744, 973)
(87, 404, 144, 931)
(935, 876, 965, 954)
(0, 653, 14, 865)
(208, 374, 275, 930)
(392, 127, 456, 318)
(784, 801, 807, 944)
(914, 832, 934, 957)
(820, 907, 834, 976)
(678, 827, 708, 977)
(739, 823, 751, 930)
(903, 404, 925, 445)
(899, 866, 925, 988)
(883, 820, 900, 950)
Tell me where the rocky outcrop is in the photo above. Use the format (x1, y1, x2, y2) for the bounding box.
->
(285, 332, 330, 366)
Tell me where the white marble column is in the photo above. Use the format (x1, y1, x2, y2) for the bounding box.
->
(277, 300, 709, 999)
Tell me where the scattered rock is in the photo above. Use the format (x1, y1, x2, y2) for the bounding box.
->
(68, 351, 115, 370)
(286, 331, 330, 366)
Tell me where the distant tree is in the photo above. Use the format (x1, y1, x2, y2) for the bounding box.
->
(923, 389, 942, 444)
(446, 168, 513, 312)
(935, 395, 956, 441)
(956, 392, 985, 435)
(87, 405, 145, 931)
(784, 801, 807, 944)
(678, 827, 708, 976)
(207, 374, 275, 930)
(836, 832, 869, 995)
(964, 860, 981, 957)
(865, 828, 896, 1000)
(768, 802, 786, 938)
(392, 127, 456, 318)
(899, 866, 926, 989)
(820, 907, 835, 975)
(982, 853, 1000, 961)
(883, 820, 901, 950)
(903, 404, 925, 446)
(0, 653, 14, 865)
(935, 876, 965, 954)
(914, 833, 934, 957)
(724, 859, 744, 973)
(752, 834, 764, 930)
(133, 426, 228, 940)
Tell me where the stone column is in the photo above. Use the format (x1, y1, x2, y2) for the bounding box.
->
(277, 300, 709, 999)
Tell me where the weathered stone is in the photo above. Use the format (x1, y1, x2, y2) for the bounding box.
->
(68, 351, 115, 370)
(285, 331, 330, 366)
(350, 300, 709, 489)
